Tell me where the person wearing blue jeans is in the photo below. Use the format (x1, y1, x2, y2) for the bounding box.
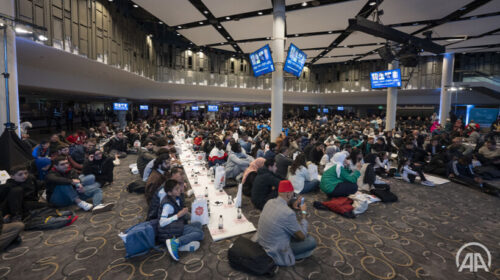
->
(160, 180, 204, 261)
(301, 179, 320, 194)
(45, 156, 114, 214)
(291, 235, 317, 259)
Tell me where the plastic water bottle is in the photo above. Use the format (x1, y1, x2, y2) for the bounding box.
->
(194, 175, 198, 185)
(218, 215, 223, 229)
(227, 195, 232, 205)
(205, 187, 208, 197)
(237, 207, 242, 219)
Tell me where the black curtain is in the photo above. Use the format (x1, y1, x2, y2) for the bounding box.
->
(0, 129, 32, 171)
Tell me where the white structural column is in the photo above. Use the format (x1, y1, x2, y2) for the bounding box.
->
(385, 60, 399, 131)
(438, 52, 455, 125)
(270, 0, 285, 143)
(0, 0, 20, 136)
(117, 98, 127, 130)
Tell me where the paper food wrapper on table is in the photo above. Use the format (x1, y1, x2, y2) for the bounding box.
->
(215, 166, 226, 190)
(191, 199, 209, 225)
(308, 164, 319, 180)
(0, 170, 10, 184)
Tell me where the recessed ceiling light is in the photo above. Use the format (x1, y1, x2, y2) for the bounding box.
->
(108, 0, 113, 2)
(177, 33, 180, 36)
(190, 42, 193, 44)
(227, 36, 230, 39)
(369, 1, 376, 6)
(220, 42, 224, 45)
(258, 12, 263, 15)
(178, 26, 182, 28)
(217, 25, 222, 29)
(204, 10, 209, 14)
(328, 31, 332, 34)
(199, 21, 204, 24)
(301, 2, 307, 7)
(133, 4, 138, 8)
(226, 16, 230, 20)
(295, 34, 299, 37)
(159, 21, 163, 24)
(266, 37, 270, 39)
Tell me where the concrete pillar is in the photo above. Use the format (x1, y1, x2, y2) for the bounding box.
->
(270, 0, 285, 143)
(439, 53, 455, 125)
(153, 106, 158, 117)
(0, 0, 20, 136)
(117, 98, 127, 130)
(385, 60, 399, 131)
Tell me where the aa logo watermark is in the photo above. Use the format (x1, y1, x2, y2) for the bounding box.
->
(456, 242, 491, 273)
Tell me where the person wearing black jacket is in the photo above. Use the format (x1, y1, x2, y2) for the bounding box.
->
(251, 158, 282, 210)
(309, 142, 325, 165)
(137, 140, 156, 177)
(275, 146, 293, 178)
(82, 149, 115, 187)
(104, 131, 128, 158)
(0, 165, 46, 221)
(46, 156, 113, 213)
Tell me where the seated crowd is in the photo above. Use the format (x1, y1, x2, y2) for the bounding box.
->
(1, 113, 499, 271)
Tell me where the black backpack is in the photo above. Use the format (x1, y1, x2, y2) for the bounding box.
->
(127, 179, 146, 193)
(370, 184, 398, 203)
(228, 237, 277, 277)
(24, 207, 76, 230)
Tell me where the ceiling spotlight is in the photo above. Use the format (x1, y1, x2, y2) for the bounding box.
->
(15, 27, 32, 34)
(108, 0, 113, 2)
(177, 33, 180, 36)
(199, 21, 204, 24)
(369, 1, 376, 6)
(38, 35, 48, 41)
(301, 2, 308, 7)
(217, 25, 222, 29)
(0, 23, 4, 27)
(190, 42, 193, 44)
(258, 11, 263, 15)
(227, 36, 230, 39)
(226, 16, 230, 20)
(204, 10, 209, 14)
(328, 31, 332, 34)
(133, 4, 138, 8)
(266, 37, 270, 39)
(220, 42, 224, 45)
(177, 25, 182, 28)
(159, 21, 163, 24)
(295, 34, 299, 37)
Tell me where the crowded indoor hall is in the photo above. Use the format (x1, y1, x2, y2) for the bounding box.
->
(0, 0, 499, 279)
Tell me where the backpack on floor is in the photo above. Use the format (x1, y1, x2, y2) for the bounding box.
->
(127, 179, 146, 193)
(122, 219, 158, 258)
(228, 237, 276, 277)
(370, 187, 398, 203)
(24, 207, 77, 230)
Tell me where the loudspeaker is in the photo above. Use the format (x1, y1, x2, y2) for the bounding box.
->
(377, 45, 394, 63)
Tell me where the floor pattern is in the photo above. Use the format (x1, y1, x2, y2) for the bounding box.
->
(1, 155, 499, 280)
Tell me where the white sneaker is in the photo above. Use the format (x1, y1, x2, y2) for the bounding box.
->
(178, 241, 200, 252)
(421, 180, 435, 187)
(77, 201, 93, 211)
(402, 171, 410, 183)
(92, 203, 115, 214)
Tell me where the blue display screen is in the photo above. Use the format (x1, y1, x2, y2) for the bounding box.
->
(304, 106, 309, 111)
(370, 69, 402, 89)
(268, 108, 272, 112)
(208, 105, 218, 112)
(113, 103, 128, 111)
(192, 106, 199, 111)
(139, 105, 148, 110)
(233, 107, 240, 112)
(337, 106, 344, 111)
(323, 108, 329, 113)
(284, 43, 307, 78)
(249, 45, 275, 77)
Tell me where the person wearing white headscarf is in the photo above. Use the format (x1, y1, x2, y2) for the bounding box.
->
(320, 151, 362, 197)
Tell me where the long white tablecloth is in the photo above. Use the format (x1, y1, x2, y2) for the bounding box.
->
(173, 129, 256, 242)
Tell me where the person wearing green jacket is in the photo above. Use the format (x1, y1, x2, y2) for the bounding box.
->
(320, 152, 361, 197)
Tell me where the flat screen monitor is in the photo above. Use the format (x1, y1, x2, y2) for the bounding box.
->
(323, 108, 329, 113)
(370, 69, 402, 89)
(208, 105, 218, 112)
(284, 43, 307, 77)
(337, 106, 344, 111)
(233, 107, 240, 112)
(249, 45, 275, 77)
(139, 105, 149, 110)
(191, 106, 199, 111)
(113, 103, 128, 111)
(317, 108, 320, 113)
(304, 106, 309, 111)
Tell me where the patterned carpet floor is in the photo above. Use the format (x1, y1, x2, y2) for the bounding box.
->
(1, 155, 499, 280)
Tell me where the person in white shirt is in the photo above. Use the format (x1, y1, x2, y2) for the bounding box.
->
(288, 153, 319, 194)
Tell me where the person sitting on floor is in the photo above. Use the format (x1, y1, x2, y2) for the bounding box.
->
(257, 180, 317, 266)
(147, 167, 184, 220)
(251, 158, 282, 210)
(57, 144, 83, 172)
(319, 145, 338, 173)
(225, 143, 253, 180)
(82, 149, 115, 187)
(104, 131, 128, 158)
(320, 151, 362, 197)
(45, 156, 114, 213)
(275, 146, 293, 179)
(0, 165, 47, 222)
(288, 153, 320, 194)
(32, 140, 50, 159)
(161, 179, 204, 261)
(399, 141, 435, 186)
(478, 139, 500, 169)
(241, 158, 266, 197)
(144, 153, 170, 205)
(447, 155, 499, 196)
(208, 141, 227, 167)
(137, 140, 156, 177)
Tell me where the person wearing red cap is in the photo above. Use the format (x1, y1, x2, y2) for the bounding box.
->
(256, 180, 317, 266)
